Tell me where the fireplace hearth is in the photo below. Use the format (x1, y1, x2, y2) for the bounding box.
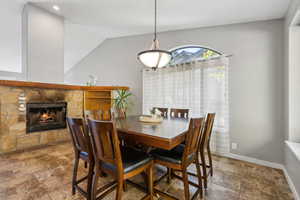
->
(26, 102, 67, 133)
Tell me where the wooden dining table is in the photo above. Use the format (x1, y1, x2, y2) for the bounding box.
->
(115, 116, 192, 200)
(115, 115, 190, 150)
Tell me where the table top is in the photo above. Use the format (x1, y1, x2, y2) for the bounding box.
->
(115, 116, 190, 150)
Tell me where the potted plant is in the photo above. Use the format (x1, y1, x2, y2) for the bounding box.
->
(113, 90, 133, 118)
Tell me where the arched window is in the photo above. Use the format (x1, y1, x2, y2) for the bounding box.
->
(169, 46, 222, 65)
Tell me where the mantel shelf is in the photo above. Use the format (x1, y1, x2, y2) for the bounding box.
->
(0, 80, 129, 91)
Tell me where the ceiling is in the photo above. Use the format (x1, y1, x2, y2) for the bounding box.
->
(22, 0, 291, 72)
(32, 0, 291, 39)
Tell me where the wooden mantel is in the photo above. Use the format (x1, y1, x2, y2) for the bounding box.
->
(0, 80, 129, 91)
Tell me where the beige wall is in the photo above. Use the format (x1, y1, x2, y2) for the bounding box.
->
(66, 19, 285, 164)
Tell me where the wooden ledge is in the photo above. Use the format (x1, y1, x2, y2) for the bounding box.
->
(0, 80, 129, 91)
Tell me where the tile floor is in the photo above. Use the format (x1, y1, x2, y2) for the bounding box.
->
(0, 142, 294, 200)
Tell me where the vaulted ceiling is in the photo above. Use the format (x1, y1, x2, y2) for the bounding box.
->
(30, 0, 291, 72)
(34, 0, 291, 36)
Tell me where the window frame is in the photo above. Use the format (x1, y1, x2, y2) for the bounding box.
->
(169, 45, 223, 65)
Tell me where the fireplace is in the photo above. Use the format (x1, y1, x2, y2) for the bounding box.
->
(26, 102, 67, 133)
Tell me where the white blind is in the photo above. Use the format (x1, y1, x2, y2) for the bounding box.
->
(143, 57, 230, 154)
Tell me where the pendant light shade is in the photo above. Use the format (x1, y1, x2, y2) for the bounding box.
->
(138, 49, 172, 68)
(137, 0, 172, 68)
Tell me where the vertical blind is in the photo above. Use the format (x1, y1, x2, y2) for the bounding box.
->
(143, 57, 230, 154)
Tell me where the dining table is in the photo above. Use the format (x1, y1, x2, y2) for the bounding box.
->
(115, 115, 192, 199)
(115, 115, 190, 150)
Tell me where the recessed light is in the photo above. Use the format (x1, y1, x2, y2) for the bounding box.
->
(52, 5, 60, 11)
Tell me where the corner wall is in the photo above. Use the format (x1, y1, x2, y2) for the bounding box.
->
(285, 144, 300, 199)
(284, 0, 300, 198)
(23, 4, 64, 83)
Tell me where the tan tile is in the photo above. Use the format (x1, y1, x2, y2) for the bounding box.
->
(0, 135, 17, 152)
(16, 134, 40, 149)
(0, 142, 295, 200)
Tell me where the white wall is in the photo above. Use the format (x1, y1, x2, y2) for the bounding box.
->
(285, 0, 300, 142)
(284, 1, 300, 198)
(0, 1, 23, 75)
(288, 26, 300, 142)
(64, 22, 106, 73)
(23, 4, 64, 83)
(66, 19, 285, 163)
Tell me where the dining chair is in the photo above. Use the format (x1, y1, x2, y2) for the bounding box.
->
(87, 119, 154, 200)
(170, 108, 189, 119)
(185, 113, 216, 189)
(84, 109, 112, 121)
(153, 107, 168, 118)
(66, 117, 94, 200)
(150, 118, 205, 200)
(198, 113, 216, 189)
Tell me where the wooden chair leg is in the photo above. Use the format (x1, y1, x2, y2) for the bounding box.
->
(167, 167, 171, 184)
(196, 157, 203, 199)
(91, 168, 100, 200)
(207, 146, 213, 176)
(123, 181, 127, 192)
(141, 171, 149, 189)
(84, 161, 88, 168)
(87, 162, 94, 200)
(182, 168, 190, 200)
(72, 156, 79, 195)
(200, 151, 208, 189)
(146, 165, 153, 200)
(116, 179, 123, 200)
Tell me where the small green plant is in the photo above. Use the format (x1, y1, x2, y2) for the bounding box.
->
(113, 90, 133, 118)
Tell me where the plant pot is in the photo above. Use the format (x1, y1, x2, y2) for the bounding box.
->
(117, 109, 126, 119)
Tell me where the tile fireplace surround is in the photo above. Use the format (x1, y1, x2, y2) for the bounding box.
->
(0, 80, 128, 154)
(0, 86, 82, 154)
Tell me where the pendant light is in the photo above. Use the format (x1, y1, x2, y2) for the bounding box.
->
(137, 0, 172, 68)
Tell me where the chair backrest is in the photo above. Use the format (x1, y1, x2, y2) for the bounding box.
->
(66, 117, 93, 159)
(170, 108, 189, 119)
(85, 109, 112, 121)
(87, 119, 122, 171)
(182, 118, 205, 163)
(200, 113, 216, 151)
(153, 107, 168, 118)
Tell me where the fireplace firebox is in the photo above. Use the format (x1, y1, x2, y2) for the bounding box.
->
(26, 102, 67, 133)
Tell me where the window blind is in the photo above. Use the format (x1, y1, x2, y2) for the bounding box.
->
(143, 57, 230, 154)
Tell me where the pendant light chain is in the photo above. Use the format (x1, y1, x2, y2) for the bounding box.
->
(154, 0, 157, 47)
(137, 0, 172, 68)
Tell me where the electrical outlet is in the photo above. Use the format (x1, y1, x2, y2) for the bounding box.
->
(231, 143, 238, 150)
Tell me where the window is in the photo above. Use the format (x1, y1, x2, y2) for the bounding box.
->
(143, 45, 229, 154)
(169, 46, 221, 65)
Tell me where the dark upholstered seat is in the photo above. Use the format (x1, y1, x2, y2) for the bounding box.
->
(79, 151, 89, 159)
(101, 147, 153, 173)
(150, 144, 194, 164)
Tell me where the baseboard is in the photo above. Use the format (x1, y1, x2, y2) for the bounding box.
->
(225, 153, 283, 169)
(223, 153, 299, 200)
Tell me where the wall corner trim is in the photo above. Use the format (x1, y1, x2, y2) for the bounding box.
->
(282, 167, 300, 200)
(225, 153, 299, 200)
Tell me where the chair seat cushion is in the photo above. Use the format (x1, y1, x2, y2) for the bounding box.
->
(101, 147, 152, 174)
(150, 144, 194, 164)
(79, 151, 89, 161)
